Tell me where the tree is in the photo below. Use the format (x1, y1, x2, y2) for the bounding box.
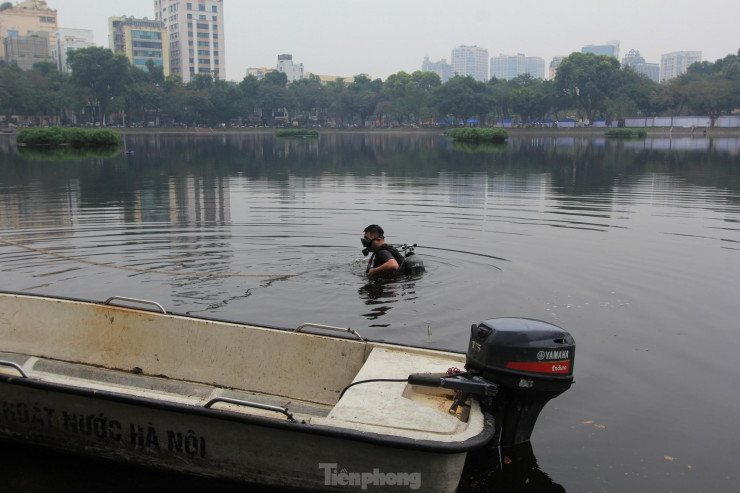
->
(288, 75, 328, 125)
(67, 47, 131, 125)
(508, 74, 552, 123)
(210, 79, 241, 123)
(0, 64, 24, 120)
(555, 52, 621, 121)
(433, 75, 493, 125)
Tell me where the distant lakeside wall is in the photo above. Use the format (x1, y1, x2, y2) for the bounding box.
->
(111, 127, 740, 137)
(4, 127, 739, 138)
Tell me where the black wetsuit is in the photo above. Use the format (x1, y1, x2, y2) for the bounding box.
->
(368, 244, 405, 276)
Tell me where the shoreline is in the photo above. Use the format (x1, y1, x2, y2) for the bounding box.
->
(4, 127, 740, 137)
(117, 126, 740, 137)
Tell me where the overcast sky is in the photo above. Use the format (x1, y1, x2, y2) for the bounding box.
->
(47, 0, 739, 82)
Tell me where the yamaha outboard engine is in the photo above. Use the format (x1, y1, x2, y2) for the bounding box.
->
(407, 318, 574, 446)
(466, 318, 575, 446)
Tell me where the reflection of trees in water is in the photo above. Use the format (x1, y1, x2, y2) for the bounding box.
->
(458, 441, 565, 493)
(2, 133, 739, 212)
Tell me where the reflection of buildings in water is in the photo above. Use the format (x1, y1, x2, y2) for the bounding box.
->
(169, 175, 231, 226)
(439, 172, 552, 218)
(0, 179, 79, 230)
(712, 138, 740, 156)
(0, 137, 15, 153)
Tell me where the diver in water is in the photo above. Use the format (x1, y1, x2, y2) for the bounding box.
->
(362, 224, 425, 278)
(362, 224, 404, 278)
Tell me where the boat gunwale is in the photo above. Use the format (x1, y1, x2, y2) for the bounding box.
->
(0, 290, 461, 354)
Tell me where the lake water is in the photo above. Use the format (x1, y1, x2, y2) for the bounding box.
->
(1, 131, 739, 492)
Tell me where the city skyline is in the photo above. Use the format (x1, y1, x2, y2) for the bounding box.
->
(46, 0, 739, 81)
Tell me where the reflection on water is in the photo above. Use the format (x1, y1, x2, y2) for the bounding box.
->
(459, 442, 565, 493)
(1, 132, 739, 492)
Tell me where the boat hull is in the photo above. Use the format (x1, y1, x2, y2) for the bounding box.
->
(0, 377, 470, 492)
(0, 291, 494, 491)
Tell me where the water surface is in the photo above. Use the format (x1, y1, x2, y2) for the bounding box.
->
(1, 132, 739, 492)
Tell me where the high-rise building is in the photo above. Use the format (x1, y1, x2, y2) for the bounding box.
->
(621, 49, 659, 83)
(54, 28, 95, 73)
(154, 0, 225, 80)
(421, 56, 452, 83)
(549, 56, 565, 80)
(3, 31, 50, 70)
(0, 0, 57, 60)
(109, 17, 169, 75)
(660, 51, 702, 82)
(581, 40, 620, 59)
(490, 53, 545, 80)
(277, 54, 303, 82)
(451, 45, 489, 82)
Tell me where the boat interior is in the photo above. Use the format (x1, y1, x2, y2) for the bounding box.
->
(0, 293, 482, 441)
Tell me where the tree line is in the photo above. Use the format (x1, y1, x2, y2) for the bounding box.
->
(1, 46, 738, 128)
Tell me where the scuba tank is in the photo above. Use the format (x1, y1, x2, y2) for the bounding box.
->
(398, 244, 425, 275)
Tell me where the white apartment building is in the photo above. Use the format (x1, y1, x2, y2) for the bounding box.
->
(490, 53, 545, 81)
(277, 54, 304, 82)
(451, 45, 489, 82)
(660, 51, 702, 82)
(54, 28, 94, 73)
(154, 0, 225, 80)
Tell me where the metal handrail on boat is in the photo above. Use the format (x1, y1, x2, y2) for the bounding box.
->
(0, 360, 28, 378)
(104, 296, 167, 314)
(204, 397, 296, 422)
(295, 323, 364, 341)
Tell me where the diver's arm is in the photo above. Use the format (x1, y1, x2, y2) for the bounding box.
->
(368, 258, 399, 278)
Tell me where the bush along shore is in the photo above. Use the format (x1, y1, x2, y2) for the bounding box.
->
(16, 127, 121, 147)
(444, 127, 509, 142)
(274, 129, 319, 138)
(604, 128, 647, 138)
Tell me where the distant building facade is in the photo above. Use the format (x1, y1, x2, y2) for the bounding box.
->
(109, 17, 169, 75)
(582, 40, 620, 59)
(421, 56, 452, 83)
(490, 53, 545, 80)
(54, 28, 95, 73)
(660, 51, 702, 81)
(549, 56, 565, 80)
(308, 74, 356, 86)
(246, 67, 274, 80)
(277, 54, 303, 82)
(154, 0, 225, 80)
(3, 31, 50, 70)
(451, 45, 488, 82)
(621, 49, 659, 83)
(0, 0, 57, 60)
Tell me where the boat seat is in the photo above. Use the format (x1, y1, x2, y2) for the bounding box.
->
(326, 347, 470, 437)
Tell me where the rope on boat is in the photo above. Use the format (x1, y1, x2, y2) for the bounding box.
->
(0, 237, 297, 279)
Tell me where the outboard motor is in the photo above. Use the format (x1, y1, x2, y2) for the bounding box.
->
(407, 317, 574, 447)
(466, 318, 575, 446)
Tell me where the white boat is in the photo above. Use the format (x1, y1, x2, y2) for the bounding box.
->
(0, 291, 574, 491)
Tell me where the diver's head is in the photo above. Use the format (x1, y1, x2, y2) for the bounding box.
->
(362, 224, 385, 253)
